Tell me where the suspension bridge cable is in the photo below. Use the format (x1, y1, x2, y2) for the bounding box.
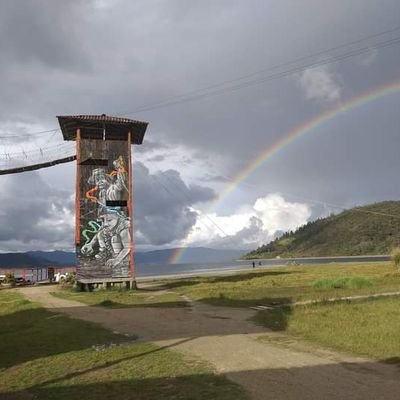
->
(0, 142, 74, 159)
(1, 30, 400, 175)
(0, 155, 76, 175)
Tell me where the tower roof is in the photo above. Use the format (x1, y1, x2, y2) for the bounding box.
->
(57, 114, 148, 143)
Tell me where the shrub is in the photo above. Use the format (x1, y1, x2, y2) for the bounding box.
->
(61, 272, 77, 288)
(2, 272, 16, 286)
(65, 271, 76, 284)
(99, 299, 117, 307)
(313, 276, 372, 290)
(391, 247, 400, 267)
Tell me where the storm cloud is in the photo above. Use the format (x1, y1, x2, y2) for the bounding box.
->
(0, 163, 215, 251)
(134, 162, 215, 245)
(0, 172, 74, 251)
(1, 0, 400, 251)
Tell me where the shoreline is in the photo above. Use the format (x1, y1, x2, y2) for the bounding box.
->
(240, 254, 390, 262)
(137, 256, 390, 282)
(1, 255, 390, 283)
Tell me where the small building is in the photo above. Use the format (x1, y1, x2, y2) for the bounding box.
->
(58, 114, 148, 288)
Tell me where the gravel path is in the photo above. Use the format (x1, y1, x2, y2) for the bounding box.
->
(22, 285, 400, 400)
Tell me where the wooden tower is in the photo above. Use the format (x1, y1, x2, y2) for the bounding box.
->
(58, 115, 148, 289)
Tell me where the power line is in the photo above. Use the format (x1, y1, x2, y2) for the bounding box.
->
(152, 167, 400, 259)
(286, 195, 400, 220)
(221, 176, 400, 220)
(117, 25, 400, 116)
(121, 33, 400, 116)
(0, 128, 59, 139)
(119, 36, 400, 115)
(2, 24, 400, 138)
(150, 173, 229, 240)
(1, 28, 400, 185)
(157, 172, 232, 238)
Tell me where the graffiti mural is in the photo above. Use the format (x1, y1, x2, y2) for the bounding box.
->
(77, 145, 132, 280)
(81, 211, 131, 277)
(86, 156, 128, 207)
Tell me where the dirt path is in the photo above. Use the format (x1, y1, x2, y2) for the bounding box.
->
(22, 285, 400, 400)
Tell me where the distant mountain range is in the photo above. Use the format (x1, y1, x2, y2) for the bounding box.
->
(0, 251, 75, 268)
(0, 247, 245, 267)
(244, 200, 400, 259)
(136, 247, 245, 264)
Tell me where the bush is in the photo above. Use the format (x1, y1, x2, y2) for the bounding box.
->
(65, 271, 76, 284)
(313, 276, 372, 289)
(61, 272, 77, 287)
(2, 272, 16, 286)
(391, 247, 400, 267)
(99, 299, 117, 307)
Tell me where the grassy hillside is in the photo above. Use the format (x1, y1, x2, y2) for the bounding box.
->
(244, 201, 400, 259)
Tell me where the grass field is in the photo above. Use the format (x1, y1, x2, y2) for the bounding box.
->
(161, 262, 400, 359)
(162, 262, 400, 307)
(53, 286, 187, 308)
(55, 262, 400, 308)
(0, 290, 248, 400)
(256, 296, 400, 361)
(162, 261, 400, 360)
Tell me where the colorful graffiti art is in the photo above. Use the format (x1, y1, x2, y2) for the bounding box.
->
(85, 156, 128, 207)
(81, 212, 131, 277)
(78, 154, 131, 279)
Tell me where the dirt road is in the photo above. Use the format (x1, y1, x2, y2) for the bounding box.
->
(22, 285, 400, 400)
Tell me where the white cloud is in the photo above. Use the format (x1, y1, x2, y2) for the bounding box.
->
(0, 174, 75, 252)
(181, 193, 311, 249)
(359, 47, 378, 66)
(253, 193, 311, 233)
(298, 65, 342, 103)
(93, 0, 121, 10)
(135, 141, 229, 191)
(133, 162, 215, 246)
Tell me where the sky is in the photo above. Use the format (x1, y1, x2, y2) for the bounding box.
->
(0, 0, 399, 253)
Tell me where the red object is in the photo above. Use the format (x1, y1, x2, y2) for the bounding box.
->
(75, 128, 81, 245)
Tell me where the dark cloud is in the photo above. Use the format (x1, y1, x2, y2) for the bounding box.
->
(0, 172, 74, 251)
(1, 1, 400, 250)
(134, 162, 215, 245)
(145, 154, 166, 163)
(201, 174, 229, 183)
(207, 216, 265, 250)
(135, 140, 172, 154)
(0, 163, 215, 250)
(0, 0, 91, 70)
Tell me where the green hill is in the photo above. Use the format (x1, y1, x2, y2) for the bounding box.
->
(244, 201, 400, 259)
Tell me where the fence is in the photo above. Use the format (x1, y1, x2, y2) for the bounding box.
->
(0, 266, 77, 283)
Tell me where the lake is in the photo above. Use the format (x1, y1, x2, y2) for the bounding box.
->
(136, 255, 390, 279)
(1, 255, 390, 283)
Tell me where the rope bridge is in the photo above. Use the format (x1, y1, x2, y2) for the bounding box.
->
(0, 155, 76, 175)
(0, 128, 76, 175)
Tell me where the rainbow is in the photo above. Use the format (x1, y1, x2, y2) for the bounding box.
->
(170, 79, 400, 264)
